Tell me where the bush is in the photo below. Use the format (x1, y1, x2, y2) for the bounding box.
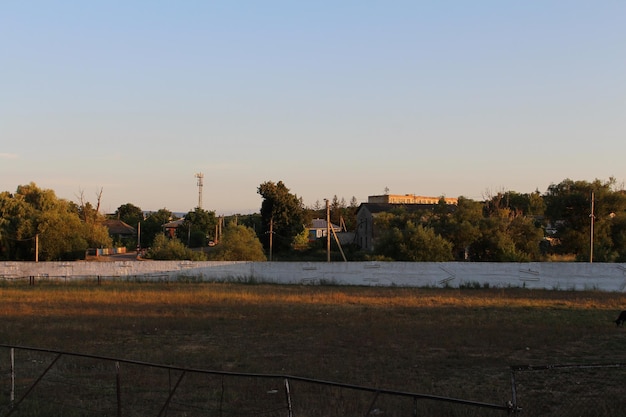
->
(145, 235, 206, 261)
(208, 224, 266, 261)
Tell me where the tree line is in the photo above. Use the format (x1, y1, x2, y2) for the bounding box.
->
(257, 178, 626, 263)
(1, 178, 625, 262)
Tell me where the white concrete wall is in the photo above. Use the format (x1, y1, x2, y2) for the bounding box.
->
(2, 261, 626, 291)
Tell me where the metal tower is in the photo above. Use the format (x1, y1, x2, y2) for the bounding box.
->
(195, 173, 204, 209)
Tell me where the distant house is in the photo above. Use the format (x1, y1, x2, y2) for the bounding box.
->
(308, 218, 342, 242)
(102, 219, 136, 241)
(163, 218, 185, 238)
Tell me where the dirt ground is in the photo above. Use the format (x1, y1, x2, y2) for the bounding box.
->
(1, 283, 625, 413)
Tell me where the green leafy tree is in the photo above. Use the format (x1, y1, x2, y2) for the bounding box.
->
(74, 188, 113, 249)
(0, 190, 30, 259)
(141, 209, 175, 248)
(543, 178, 626, 261)
(470, 216, 519, 261)
(610, 212, 626, 262)
(426, 198, 455, 242)
(258, 181, 305, 254)
(292, 227, 311, 251)
(470, 207, 543, 262)
(330, 195, 342, 225)
(507, 215, 544, 260)
(344, 196, 360, 230)
(178, 207, 217, 247)
(447, 197, 483, 260)
(209, 223, 266, 261)
(234, 213, 263, 232)
(0, 183, 111, 260)
(115, 203, 144, 226)
(486, 190, 545, 217)
(425, 197, 482, 261)
(375, 221, 453, 261)
(37, 208, 90, 260)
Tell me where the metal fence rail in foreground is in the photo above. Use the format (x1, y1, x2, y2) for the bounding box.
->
(511, 362, 626, 416)
(0, 345, 515, 417)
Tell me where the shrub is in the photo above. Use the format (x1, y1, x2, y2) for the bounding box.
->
(145, 235, 206, 261)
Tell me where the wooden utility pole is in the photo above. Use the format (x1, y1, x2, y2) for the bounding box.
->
(137, 222, 141, 252)
(330, 224, 347, 262)
(326, 199, 331, 262)
(269, 217, 274, 261)
(590, 191, 595, 263)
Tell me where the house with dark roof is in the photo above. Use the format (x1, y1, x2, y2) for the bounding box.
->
(103, 219, 136, 239)
(308, 218, 342, 242)
(163, 218, 185, 238)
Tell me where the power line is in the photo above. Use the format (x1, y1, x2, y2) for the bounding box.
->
(2, 234, 37, 242)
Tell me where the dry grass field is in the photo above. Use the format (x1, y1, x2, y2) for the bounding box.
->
(0, 281, 625, 415)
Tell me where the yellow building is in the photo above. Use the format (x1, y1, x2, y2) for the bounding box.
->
(367, 194, 458, 205)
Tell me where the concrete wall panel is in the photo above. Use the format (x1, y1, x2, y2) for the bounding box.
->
(2, 261, 626, 292)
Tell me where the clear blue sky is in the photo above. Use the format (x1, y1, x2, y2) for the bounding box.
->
(2, 1, 625, 214)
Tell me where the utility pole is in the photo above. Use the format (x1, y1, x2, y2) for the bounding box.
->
(325, 199, 331, 262)
(269, 217, 274, 261)
(590, 191, 595, 263)
(137, 222, 141, 253)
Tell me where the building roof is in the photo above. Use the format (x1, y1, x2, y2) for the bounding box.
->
(368, 194, 458, 205)
(102, 219, 136, 236)
(310, 218, 342, 231)
(163, 218, 185, 229)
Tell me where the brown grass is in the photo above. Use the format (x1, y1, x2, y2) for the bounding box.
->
(1, 282, 625, 406)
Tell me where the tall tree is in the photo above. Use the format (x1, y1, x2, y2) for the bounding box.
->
(470, 206, 544, 262)
(179, 207, 217, 247)
(0, 183, 111, 260)
(115, 203, 144, 226)
(543, 178, 624, 261)
(427, 196, 483, 261)
(141, 209, 175, 248)
(257, 181, 305, 254)
(609, 211, 626, 262)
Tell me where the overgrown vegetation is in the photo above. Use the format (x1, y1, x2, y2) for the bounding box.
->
(207, 223, 267, 261)
(143, 235, 206, 260)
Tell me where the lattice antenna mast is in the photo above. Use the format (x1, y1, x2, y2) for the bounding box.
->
(195, 173, 204, 209)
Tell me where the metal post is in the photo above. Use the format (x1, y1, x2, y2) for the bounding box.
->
(510, 368, 518, 414)
(10, 348, 15, 407)
(116, 361, 122, 417)
(284, 378, 293, 417)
